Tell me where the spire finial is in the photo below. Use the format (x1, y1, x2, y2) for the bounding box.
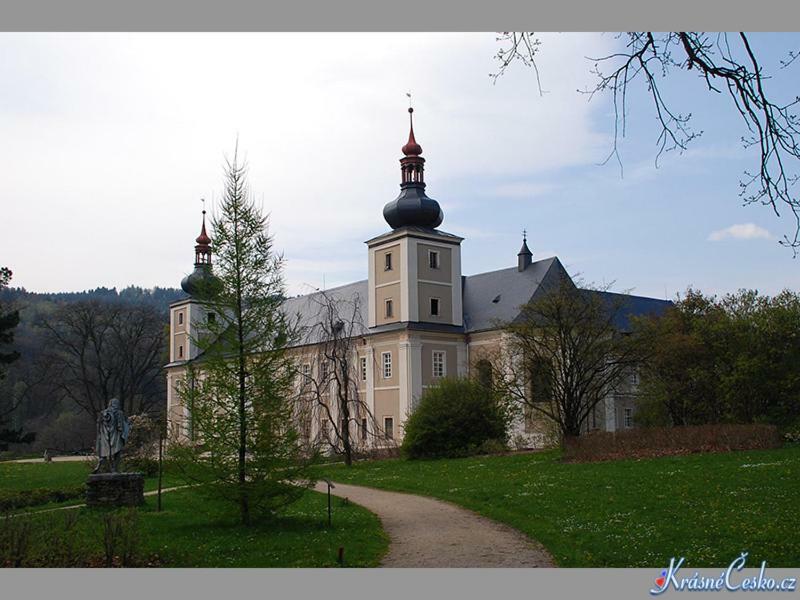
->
(523, 229, 527, 243)
(195, 198, 212, 248)
(401, 94, 423, 157)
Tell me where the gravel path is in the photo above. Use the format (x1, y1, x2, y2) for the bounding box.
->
(314, 481, 554, 568)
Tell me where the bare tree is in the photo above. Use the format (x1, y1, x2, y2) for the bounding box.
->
(491, 278, 645, 438)
(495, 32, 800, 252)
(42, 301, 166, 419)
(297, 289, 385, 465)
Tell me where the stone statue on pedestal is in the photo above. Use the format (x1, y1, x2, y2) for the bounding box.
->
(93, 398, 131, 474)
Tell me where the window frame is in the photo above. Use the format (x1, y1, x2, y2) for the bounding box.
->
(623, 407, 633, 428)
(384, 252, 393, 271)
(383, 416, 394, 440)
(430, 297, 440, 317)
(381, 351, 392, 379)
(385, 298, 394, 318)
(428, 249, 440, 270)
(360, 356, 367, 382)
(177, 312, 184, 325)
(432, 350, 446, 379)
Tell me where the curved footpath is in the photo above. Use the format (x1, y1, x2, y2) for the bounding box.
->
(314, 481, 554, 568)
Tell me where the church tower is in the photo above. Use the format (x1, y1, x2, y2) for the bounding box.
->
(366, 107, 464, 329)
(169, 208, 220, 364)
(365, 107, 466, 429)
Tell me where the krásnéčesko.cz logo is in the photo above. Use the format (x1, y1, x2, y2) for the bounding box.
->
(650, 553, 797, 594)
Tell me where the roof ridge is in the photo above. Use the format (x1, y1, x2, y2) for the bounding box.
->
(464, 256, 557, 280)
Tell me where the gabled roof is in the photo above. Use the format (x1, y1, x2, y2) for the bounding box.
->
(462, 256, 570, 333)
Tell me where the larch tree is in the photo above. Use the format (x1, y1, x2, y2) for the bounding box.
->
(172, 149, 313, 525)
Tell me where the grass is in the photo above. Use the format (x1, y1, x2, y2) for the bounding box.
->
(4, 488, 388, 567)
(315, 445, 800, 568)
(0, 460, 185, 512)
(1, 461, 389, 567)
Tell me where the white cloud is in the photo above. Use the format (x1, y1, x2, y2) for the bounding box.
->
(708, 223, 773, 242)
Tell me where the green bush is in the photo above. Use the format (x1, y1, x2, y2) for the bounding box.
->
(0, 485, 86, 512)
(123, 456, 160, 477)
(401, 378, 510, 459)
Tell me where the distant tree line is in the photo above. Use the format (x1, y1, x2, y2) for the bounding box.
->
(0, 282, 183, 455)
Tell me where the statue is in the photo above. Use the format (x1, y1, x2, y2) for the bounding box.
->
(93, 398, 131, 474)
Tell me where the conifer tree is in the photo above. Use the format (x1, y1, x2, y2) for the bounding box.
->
(172, 150, 313, 525)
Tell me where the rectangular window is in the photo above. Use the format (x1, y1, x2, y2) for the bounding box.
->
(301, 363, 311, 379)
(321, 361, 329, 380)
(178, 312, 184, 325)
(207, 312, 215, 324)
(384, 252, 393, 271)
(384, 417, 394, 440)
(361, 418, 368, 441)
(382, 351, 392, 379)
(178, 345, 183, 359)
(321, 419, 330, 440)
(360, 356, 367, 382)
(430, 297, 440, 317)
(385, 298, 394, 318)
(432, 350, 446, 378)
(428, 250, 440, 269)
(623, 407, 633, 428)
(630, 369, 640, 386)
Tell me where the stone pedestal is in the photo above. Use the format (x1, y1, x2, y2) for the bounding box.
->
(86, 473, 144, 507)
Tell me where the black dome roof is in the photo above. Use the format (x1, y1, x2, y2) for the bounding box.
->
(383, 184, 443, 229)
(181, 265, 222, 299)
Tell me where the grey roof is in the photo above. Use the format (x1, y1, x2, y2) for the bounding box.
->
(282, 279, 369, 348)
(462, 256, 569, 333)
(276, 255, 672, 345)
(584, 290, 673, 332)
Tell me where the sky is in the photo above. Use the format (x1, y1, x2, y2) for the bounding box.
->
(2, 32, 799, 300)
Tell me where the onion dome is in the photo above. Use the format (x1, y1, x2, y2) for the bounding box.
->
(181, 208, 222, 298)
(383, 107, 444, 230)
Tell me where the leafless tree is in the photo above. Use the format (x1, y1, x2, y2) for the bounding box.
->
(297, 289, 386, 465)
(495, 32, 800, 252)
(42, 301, 166, 419)
(491, 278, 645, 438)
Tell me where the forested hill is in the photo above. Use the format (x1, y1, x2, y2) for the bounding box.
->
(0, 285, 185, 314)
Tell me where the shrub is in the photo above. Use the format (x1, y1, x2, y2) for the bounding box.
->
(0, 485, 86, 512)
(123, 456, 159, 477)
(562, 423, 782, 462)
(401, 378, 510, 459)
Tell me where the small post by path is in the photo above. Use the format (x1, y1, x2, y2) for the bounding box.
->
(157, 420, 164, 512)
(321, 479, 335, 528)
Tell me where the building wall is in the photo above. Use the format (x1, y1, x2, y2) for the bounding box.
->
(417, 281, 453, 323)
(375, 282, 401, 326)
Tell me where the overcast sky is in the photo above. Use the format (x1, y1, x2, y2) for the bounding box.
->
(2, 32, 799, 299)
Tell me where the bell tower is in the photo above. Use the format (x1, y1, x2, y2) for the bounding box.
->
(367, 106, 463, 329)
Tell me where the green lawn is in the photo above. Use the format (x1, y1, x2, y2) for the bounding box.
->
(4, 488, 387, 567)
(1, 461, 389, 567)
(0, 460, 186, 512)
(316, 446, 800, 568)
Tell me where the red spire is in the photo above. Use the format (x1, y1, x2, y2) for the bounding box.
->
(195, 210, 211, 245)
(401, 107, 423, 156)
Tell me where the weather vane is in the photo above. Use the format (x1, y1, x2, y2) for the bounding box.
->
(406, 91, 412, 109)
(201, 197, 206, 215)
